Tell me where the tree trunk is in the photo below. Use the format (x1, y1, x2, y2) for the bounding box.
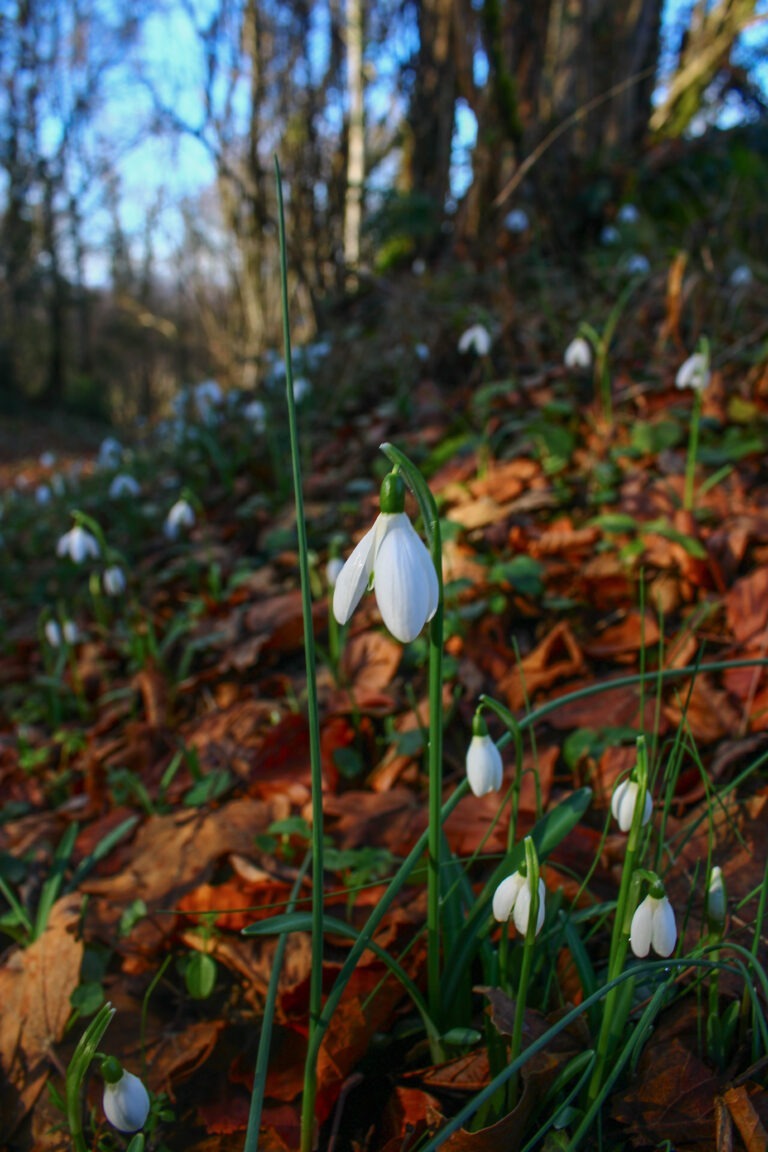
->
(343, 0, 365, 277)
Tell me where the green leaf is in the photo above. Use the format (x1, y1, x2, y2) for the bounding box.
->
(629, 419, 682, 455)
(185, 952, 217, 1000)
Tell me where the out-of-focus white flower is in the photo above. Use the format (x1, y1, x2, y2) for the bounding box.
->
(164, 498, 196, 540)
(458, 323, 492, 356)
(44, 620, 62, 647)
(564, 335, 593, 371)
(706, 865, 726, 928)
(411, 257, 426, 276)
(415, 343, 430, 362)
(617, 204, 639, 225)
(98, 437, 123, 469)
(504, 208, 529, 233)
(109, 473, 141, 499)
(492, 871, 546, 936)
(244, 399, 266, 431)
(56, 524, 100, 564)
(62, 620, 80, 644)
(600, 224, 620, 246)
(194, 379, 223, 423)
(626, 253, 650, 276)
(35, 485, 51, 505)
(103, 565, 126, 596)
(292, 376, 311, 402)
(466, 717, 503, 797)
(611, 778, 652, 833)
(326, 556, 345, 587)
(630, 892, 676, 958)
(729, 265, 752, 288)
(39, 451, 56, 469)
(45, 619, 80, 647)
(102, 1067, 150, 1133)
(332, 472, 438, 645)
(676, 352, 710, 392)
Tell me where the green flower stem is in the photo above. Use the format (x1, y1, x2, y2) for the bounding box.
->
(477, 694, 526, 853)
(380, 441, 444, 1024)
(587, 735, 649, 1103)
(275, 159, 325, 1152)
(66, 1002, 116, 1152)
(508, 837, 540, 1110)
(684, 387, 703, 512)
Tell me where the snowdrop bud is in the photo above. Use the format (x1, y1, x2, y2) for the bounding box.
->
(164, 498, 196, 540)
(492, 871, 546, 936)
(326, 556, 344, 587)
(611, 778, 652, 833)
(56, 524, 100, 564)
(465, 713, 503, 797)
(62, 620, 80, 645)
(458, 323, 492, 357)
(706, 865, 726, 930)
(630, 892, 676, 958)
(564, 335, 593, 371)
(103, 565, 126, 596)
(101, 1059, 150, 1134)
(109, 473, 140, 499)
(675, 352, 710, 392)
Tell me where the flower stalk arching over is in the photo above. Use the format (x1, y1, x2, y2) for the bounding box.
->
(465, 711, 503, 797)
(332, 471, 438, 645)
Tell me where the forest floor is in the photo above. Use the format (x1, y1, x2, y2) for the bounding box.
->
(2, 248, 768, 1151)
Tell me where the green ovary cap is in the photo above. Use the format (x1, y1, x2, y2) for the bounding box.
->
(379, 471, 406, 514)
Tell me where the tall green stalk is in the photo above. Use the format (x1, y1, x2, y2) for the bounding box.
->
(274, 159, 326, 1152)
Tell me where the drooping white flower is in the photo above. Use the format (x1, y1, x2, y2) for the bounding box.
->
(326, 556, 345, 588)
(458, 323, 492, 357)
(44, 620, 62, 647)
(729, 265, 752, 288)
(103, 565, 126, 596)
(102, 1068, 150, 1133)
(676, 352, 710, 392)
(244, 399, 266, 431)
(504, 208, 529, 233)
(98, 437, 123, 469)
(39, 451, 56, 469)
(164, 498, 196, 540)
(62, 620, 81, 645)
(46, 618, 81, 647)
(466, 717, 503, 797)
(626, 253, 650, 276)
(600, 224, 620, 246)
(35, 484, 51, 505)
(109, 473, 140, 499)
(56, 524, 100, 564)
(611, 778, 652, 833)
(332, 473, 438, 645)
(630, 892, 676, 958)
(492, 871, 546, 936)
(415, 343, 430, 362)
(617, 204, 639, 225)
(292, 376, 311, 403)
(564, 335, 593, 371)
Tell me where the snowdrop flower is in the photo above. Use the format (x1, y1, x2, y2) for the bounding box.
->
(617, 203, 639, 225)
(109, 473, 140, 499)
(244, 399, 266, 431)
(39, 451, 56, 469)
(729, 265, 752, 288)
(626, 253, 650, 276)
(630, 891, 676, 958)
(466, 714, 503, 797)
(415, 343, 430, 362)
(706, 865, 726, 930)
(411, 257, 426, 276)
(57, 524, 100, 564)
(332, 471, 438, 644)
(292, 376, 311, 402)
(194, 379, 223, 423)
(44, 620, 63, 647)
(458, 323, 492, 356)
(611, 777, 652, 833)
(62, 620, 80, 644)
(164, 498, 196, 540)
(35, 484, 51, 505)
(492, 871, 546, 936)
(102, 1063, 150, 1134)
(504, 208, 529, 233)
(45, 619, 80, 647)
(103, 565, 126, 596)
(98, 437, 123, 469)
(564, 335, 593, 371)
(676, 351, 710, 392)
(600, 224, 620, 246)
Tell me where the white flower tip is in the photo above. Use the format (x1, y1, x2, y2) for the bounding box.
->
(103, 1070, 150, 1133)
(466, 733, 503, 797)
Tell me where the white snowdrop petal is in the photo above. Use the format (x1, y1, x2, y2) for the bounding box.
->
(492, 872, 525, 922)
(103, 1071, 150, 1133)
(652, 897, 677, 957)
(332, 523, 376, 625)
(374, 516, 432, 643)
(630, 895, 653, 958)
